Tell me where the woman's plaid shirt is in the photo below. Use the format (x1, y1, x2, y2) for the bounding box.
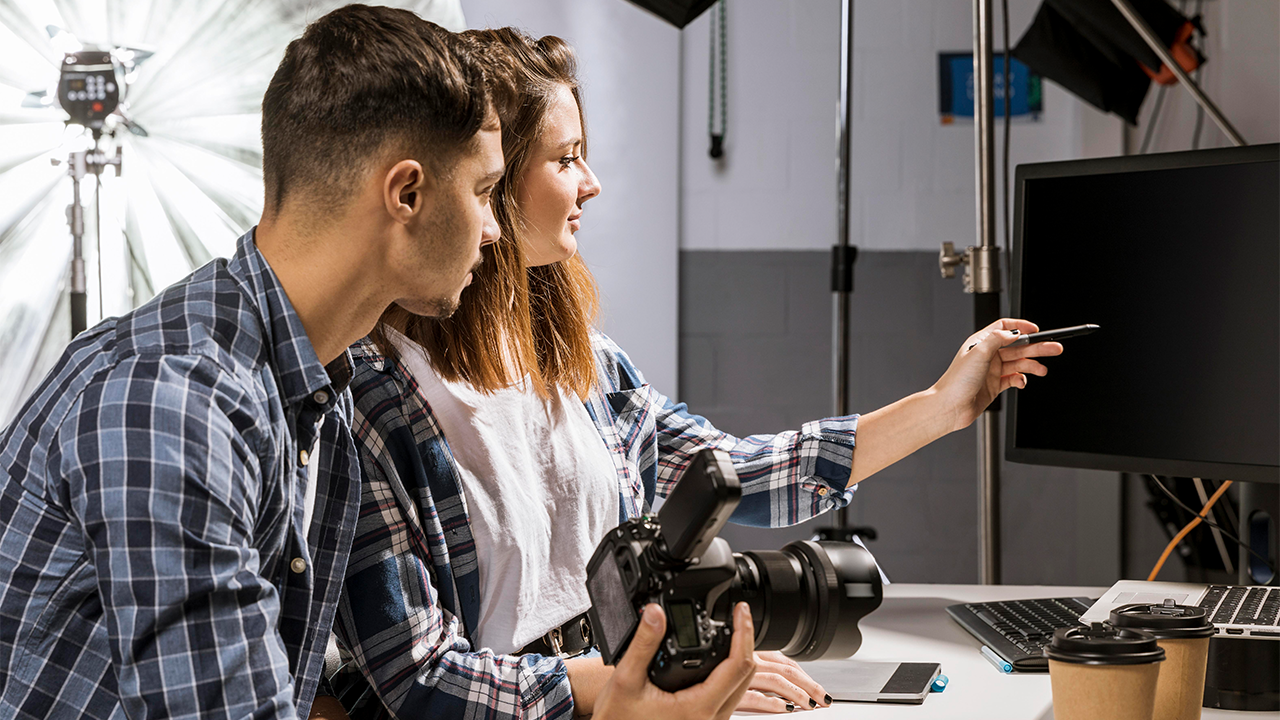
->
(332, 332, 859, 719)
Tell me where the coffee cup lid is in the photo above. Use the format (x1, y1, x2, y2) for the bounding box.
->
(1044, 623, 1166, 665)
(1109, 599, 1215, 639)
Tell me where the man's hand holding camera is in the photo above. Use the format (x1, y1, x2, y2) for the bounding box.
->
(594, 603, 757, 720)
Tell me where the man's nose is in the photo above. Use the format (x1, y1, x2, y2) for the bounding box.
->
(481, 204, 500, 245)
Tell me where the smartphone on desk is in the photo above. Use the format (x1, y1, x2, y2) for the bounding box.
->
(800, 660, 942, 704)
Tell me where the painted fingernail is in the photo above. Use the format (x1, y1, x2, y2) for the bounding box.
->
(1010, 329, 1020, 335)
(824, 694, 833, 705)
(809, 698, 818, 708)
(785, 703, 795, 712)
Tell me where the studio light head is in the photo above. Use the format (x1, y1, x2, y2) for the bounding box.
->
(624, 0, 717, 28)
(57, 51, 120, 133)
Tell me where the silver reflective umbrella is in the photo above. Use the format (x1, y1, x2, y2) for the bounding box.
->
(0, 0, 464, 425)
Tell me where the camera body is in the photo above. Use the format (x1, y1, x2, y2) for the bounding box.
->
(585, 448, 741, 691)
(586, 514, 741, 690)
(585, 448, 883, 692)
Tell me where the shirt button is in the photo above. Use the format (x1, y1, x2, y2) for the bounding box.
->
(291, 557, 307, 574)
(313, 390, 330, 405)
(299, 449, 310, 466)
(817, 486, 829, 496)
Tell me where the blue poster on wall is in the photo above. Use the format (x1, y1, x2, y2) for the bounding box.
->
(938, 52, 1042, 124)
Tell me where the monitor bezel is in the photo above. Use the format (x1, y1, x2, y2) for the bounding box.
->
(1007, 143, 1280, 484)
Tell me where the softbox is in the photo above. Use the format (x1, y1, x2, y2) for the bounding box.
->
(1012, 0, 1202, 125)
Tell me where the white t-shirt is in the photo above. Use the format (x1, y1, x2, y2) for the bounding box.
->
(388, 329, 619, 655)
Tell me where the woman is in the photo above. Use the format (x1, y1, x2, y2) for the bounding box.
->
(330, 27, 1059, 720)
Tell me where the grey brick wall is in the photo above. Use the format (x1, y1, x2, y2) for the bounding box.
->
(679, 249, 1127, 585)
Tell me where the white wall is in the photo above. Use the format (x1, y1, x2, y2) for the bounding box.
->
(463, 0, 681, 393)
(681, 0, 1136, 253)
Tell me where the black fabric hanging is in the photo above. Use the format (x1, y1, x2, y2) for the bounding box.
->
(1012, 0, 1200, 125)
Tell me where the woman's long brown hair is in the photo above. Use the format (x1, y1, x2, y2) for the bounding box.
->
(370, 28, 600, 399)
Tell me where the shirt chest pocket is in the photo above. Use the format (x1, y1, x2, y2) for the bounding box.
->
(605, 386, 658, 512)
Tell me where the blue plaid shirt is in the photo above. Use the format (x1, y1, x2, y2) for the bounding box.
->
(0, 229, 360, 719)
(331, 332, 858, 719)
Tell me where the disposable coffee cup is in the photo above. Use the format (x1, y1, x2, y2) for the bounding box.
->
(1045, 622, 1166, 720)
(1110, 600, 1215, 720)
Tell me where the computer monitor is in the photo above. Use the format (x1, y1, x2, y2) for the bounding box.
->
(1007, 143, 1280, 484)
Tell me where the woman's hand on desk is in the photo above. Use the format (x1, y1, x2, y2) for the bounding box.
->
(592, 603, 756, 720)
(738, 651, 832, 711)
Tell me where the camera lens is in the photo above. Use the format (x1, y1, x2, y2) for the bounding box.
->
(730, 540, 882, 661)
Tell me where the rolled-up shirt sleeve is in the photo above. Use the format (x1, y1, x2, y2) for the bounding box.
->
(56, 354, 298, 719)
(593, 333, 858, 528)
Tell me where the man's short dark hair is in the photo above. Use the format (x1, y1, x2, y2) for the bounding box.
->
(261, 4, 490, 215)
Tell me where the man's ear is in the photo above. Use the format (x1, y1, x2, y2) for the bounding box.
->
(383, 159, 433, 223)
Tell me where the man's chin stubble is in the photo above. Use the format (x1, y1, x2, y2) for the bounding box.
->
(397, 295, 460, 319)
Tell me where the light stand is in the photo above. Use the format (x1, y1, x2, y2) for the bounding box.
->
(938, 0, 1004, 585)
(818, 0, 877, 546)
(57, 137, 121, 336)
(941, 0, 1251, 586)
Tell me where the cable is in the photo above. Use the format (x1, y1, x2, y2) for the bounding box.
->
(1139, 85, 1167, 154)
(1147, 475, 1276, 581)
(1148, 478, 1231, 581)
(95, 149, 104, 322)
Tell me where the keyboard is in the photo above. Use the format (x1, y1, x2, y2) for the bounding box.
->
(1198, 585, 1280, 637)
(946, 596, 1095, 672)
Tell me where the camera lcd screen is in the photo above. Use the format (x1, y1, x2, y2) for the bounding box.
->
(587, 553, 638, 659)
(669, 600, 700, 649)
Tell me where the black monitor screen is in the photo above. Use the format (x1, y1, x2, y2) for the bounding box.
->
(1008, 145, 1280, 483)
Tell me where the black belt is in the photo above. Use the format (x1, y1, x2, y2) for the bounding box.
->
(518, 611, 594, 658)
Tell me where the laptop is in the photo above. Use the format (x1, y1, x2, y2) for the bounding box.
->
(1080, 580, 1280, 639)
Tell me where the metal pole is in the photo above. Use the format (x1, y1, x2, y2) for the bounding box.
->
(973, 0, 1002, 585)
(1109, 0, 1246, 147)
(69, 151, 87, 336)
(834, 0, 853, 420)
(831, 0, 855, 532)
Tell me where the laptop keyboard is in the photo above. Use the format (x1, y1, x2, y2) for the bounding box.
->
(1200, 585, 1280, 635)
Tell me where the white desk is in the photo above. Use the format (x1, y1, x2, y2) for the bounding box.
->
(736, 584, 1276, 719)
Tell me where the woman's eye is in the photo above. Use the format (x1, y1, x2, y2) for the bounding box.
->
(559, 155, 580, 167)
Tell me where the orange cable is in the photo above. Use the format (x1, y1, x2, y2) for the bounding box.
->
(1148, 479, 1233, 582)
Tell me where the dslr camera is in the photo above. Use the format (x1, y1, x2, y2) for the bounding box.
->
(585, 448, 882, 691)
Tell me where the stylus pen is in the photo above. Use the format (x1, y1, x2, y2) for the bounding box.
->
(967, 324, 1100, 352)
(1004, 323, 1100, 347)
(980, 645, 1012, 673)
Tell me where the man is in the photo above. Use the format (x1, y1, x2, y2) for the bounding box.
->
(0, 6, 498, 718)
(0, 5, 755, 719)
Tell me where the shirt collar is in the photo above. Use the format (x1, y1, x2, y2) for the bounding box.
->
(227, 227, 352, 409)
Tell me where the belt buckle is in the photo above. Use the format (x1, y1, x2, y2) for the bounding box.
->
(548, 626, 563, 656)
